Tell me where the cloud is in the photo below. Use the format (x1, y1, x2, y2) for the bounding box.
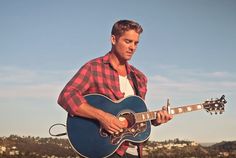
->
(154, 64, 236, 80)
(0, 66, 75, 99)
(0, 83, 60, 99)
(1, 65, 235, 105)
(146, 66, 236, 107)
(0, 66, 37, 84)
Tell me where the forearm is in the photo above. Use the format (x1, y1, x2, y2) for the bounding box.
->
(58, 90, 106, 121)
(75, 103, 126, 134)
(75, 103, 106, 121)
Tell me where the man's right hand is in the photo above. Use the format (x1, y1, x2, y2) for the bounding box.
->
(99, 112, 127, 134)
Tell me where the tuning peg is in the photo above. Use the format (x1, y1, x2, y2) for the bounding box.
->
(220, 95, 225, 100)
(220, 107, 225, 114)
(166, 98, 171, 114)
(220, 95, 227, 104)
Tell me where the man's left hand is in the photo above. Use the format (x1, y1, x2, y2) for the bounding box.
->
(152, 107, 173, 126)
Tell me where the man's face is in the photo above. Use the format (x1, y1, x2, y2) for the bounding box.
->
(111, 30, 140, 61)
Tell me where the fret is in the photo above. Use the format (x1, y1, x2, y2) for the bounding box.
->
(169, 104, 203, 115)
(135, 111, 157, 123)
(142, 114, 145, 120)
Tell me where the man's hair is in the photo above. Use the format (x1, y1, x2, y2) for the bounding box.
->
(111, 20, 143, 37)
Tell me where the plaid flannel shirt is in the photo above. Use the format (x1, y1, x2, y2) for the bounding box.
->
(58, 52, 147, 156)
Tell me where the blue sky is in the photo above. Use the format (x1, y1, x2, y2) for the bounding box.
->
(0, 0, 235, 143)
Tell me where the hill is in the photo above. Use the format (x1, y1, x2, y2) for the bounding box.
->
(0, 135, 236, 158)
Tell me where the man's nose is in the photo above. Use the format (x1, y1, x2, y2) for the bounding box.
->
(129, 43, 136, 50)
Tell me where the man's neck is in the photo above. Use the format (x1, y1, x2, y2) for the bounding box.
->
(109, 52, 127, 76)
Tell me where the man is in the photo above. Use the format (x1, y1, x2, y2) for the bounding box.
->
(58, 20, 173, 158)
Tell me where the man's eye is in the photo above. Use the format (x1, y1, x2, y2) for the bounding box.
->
(125, 40, 131, 43)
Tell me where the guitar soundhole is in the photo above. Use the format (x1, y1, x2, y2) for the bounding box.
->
(110, 112, 147, 145)
(120, 112, 135, 128)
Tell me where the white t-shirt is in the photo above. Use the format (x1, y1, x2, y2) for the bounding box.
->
(119, 75, 138, 156)
(119, 75, 134, 97)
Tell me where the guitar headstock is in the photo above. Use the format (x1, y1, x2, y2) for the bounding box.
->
(203, 95, 227, 115)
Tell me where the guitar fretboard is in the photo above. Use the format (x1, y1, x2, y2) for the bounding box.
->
(169, 103, 203, 115)
(134, 103, 203, 123)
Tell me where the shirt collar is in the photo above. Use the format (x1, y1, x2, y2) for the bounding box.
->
(102, 52, 132, 75)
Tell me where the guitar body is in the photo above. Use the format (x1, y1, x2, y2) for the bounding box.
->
(67, 94, 151, 158)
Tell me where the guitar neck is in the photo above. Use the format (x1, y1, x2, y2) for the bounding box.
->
(135, 103, 203, 123)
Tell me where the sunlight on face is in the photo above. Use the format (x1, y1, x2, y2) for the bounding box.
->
(111, 30, 140, 61)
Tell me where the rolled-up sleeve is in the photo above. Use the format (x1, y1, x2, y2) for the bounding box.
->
(57, 63, 92, 115)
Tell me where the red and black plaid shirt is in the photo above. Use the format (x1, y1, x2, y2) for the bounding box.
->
(58, 52, 147, 156)
(58, 52, 147, 115)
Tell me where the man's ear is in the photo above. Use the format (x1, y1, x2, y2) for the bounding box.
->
(111, 35, 116, 45)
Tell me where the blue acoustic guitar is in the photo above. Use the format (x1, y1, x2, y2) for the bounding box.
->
(66, 94, 226, 158)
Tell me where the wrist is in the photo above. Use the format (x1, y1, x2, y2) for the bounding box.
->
(94, 109, 107, 121)
(151, 120, 161, 126)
